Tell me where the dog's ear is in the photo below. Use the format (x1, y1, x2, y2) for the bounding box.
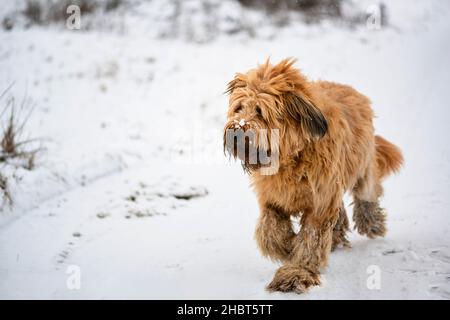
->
(284, 93, 328, 138)
(225, 79, 237, 94)
(225, 74, 246, 95)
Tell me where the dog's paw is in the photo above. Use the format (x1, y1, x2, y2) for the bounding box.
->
(353, 200, 386, 239)
(331, 231, 351, 251)
(266, 265, 320, 294)
(332, 207, 351, 251)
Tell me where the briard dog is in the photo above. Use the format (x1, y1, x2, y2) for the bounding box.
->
(223, 58, 403, 294)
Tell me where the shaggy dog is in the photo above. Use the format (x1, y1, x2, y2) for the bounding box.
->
(223, 58, 403, 294)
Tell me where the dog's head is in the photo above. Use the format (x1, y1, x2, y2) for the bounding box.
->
(223, 58, 327, 173)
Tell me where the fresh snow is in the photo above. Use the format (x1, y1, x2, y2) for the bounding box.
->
(0, 0, 450, 299)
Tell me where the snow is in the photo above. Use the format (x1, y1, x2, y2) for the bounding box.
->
(1, 0, 450, 299)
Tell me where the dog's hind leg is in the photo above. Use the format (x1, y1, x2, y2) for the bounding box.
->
(331, 203, 350, 251)
(255, 203, 296, 263)
(352, 163, 386, 239)
(353, 135, 404, 238)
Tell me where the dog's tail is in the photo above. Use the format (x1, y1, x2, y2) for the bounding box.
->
(375, 135, 403, 179)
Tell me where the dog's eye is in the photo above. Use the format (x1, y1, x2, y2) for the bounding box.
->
(235, 105, 243, 113)
(256, 106, 262, 116)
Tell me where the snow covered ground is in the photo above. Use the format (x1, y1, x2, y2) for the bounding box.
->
(0, 0, 450, 299)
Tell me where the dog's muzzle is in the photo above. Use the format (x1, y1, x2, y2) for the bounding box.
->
(223, 122, 271, 167)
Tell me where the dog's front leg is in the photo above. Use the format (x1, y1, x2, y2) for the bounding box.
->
(332, 204, 350, 251)
(255, 203, 296, 263)
(267, 208, 338, 294)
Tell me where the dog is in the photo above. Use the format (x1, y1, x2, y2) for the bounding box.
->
(223, 58, 403, 294)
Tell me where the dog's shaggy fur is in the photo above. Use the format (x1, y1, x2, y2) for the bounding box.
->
(224, 58, 403, 294)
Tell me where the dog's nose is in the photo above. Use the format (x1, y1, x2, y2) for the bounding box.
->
(233, 118, 247, 129)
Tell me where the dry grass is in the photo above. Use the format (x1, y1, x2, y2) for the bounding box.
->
(0, 172, 12, 207)
(0, 97, 40, 168)
(237, 0, 343, 18)
(105, 0, 123, 12)
(0, 85, 42, 208)
(23, 0, 43, 25)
